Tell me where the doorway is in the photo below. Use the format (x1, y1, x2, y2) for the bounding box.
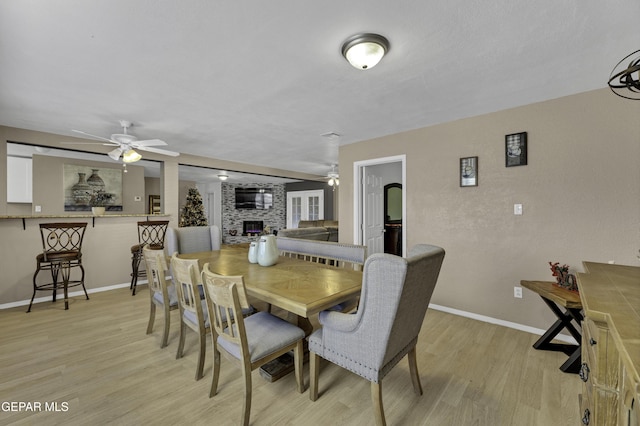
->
(353, 155, 406, 256)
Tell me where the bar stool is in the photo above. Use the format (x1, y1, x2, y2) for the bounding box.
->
(29, 222, 89, 312)
(130, 220, 170, 295)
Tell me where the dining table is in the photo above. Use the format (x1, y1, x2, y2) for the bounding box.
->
(178, 244, 364, 380)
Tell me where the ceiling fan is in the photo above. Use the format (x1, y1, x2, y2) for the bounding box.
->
(326, 164, 339, 187)
(65, 120, 180, 163)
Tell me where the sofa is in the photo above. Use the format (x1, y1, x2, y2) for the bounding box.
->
(277, 220, 338, 242)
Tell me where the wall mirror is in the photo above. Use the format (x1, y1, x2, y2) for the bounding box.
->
(384, 183, 402, 223)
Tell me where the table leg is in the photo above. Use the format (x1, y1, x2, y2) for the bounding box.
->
(560, 346, 582, 373)
(532, 296, 583, 373)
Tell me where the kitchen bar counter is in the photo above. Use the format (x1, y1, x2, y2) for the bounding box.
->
(0, 214, 170, 229)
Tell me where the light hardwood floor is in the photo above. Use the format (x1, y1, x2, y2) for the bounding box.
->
(0, 287, 581, 425)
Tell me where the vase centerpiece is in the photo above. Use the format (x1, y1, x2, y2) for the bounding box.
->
(90, 189, 114, 215)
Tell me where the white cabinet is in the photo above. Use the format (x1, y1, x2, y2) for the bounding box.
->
(7, 156, 33, 203)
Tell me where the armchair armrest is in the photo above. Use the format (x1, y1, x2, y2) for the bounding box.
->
(318, 310, 360, 333)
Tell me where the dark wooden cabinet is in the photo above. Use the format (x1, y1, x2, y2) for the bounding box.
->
(384, 223, 402, 256)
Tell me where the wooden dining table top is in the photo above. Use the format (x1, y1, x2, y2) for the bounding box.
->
(178, 244, 363, 318)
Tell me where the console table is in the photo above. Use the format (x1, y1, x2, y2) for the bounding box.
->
(520, 280, 583, 373)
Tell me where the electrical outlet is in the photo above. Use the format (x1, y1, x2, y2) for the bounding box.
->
(134, 196, 141, 202)
(514, 286, 523, 298)
(35, 205, 42, 212)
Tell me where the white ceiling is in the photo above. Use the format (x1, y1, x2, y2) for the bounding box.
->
(1, 1, 639, 178)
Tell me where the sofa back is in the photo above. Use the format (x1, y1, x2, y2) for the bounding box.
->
(277, 227, 330, 241)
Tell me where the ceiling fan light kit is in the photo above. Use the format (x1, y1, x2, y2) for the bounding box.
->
(122, 149, 142, 163)
(107, 148, 123, 161)
(327, 164, 339, 187)
(341, 33, 389, 70)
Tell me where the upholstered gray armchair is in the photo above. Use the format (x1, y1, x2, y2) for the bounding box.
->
(308, 244, 445, 426)
(165, 225, 221, 255)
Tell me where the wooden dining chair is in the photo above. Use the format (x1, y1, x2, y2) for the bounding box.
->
(308, 244, 445, 426)
(170, 253, 209, 380)
(201, 264, 305, 426)
(143, 245, 178, 348)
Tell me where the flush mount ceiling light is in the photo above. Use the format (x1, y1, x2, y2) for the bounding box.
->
(341, 33, 389, 70)
(218, 173, 229, 181)
(608, 49, 640, 100)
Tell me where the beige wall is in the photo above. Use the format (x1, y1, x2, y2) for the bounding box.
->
(31, 155, 146, 215)
(0, 217, 142, 304)
(340, 88, 640, 331)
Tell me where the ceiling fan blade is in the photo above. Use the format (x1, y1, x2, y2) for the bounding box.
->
(71, 129, 118, 144)
(133, 139, 167, 147)
(136, 146, 180, 157)
(61, 141, 119, 146)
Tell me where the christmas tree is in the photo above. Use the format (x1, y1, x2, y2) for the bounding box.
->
(179, 187, 208, 227)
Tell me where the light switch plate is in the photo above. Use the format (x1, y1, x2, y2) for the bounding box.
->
(514, 204, 523, 215)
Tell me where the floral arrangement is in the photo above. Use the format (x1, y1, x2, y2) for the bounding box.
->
(89, 190, 114, 207)
(548, 261, 578, 292)
(261, 225, 272, 235)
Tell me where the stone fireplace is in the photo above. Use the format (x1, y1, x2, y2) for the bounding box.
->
(221, 183, 286, 244)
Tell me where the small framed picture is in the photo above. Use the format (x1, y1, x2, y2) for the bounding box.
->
(505, 132, 527, 167)
(460, 156, 478, 187)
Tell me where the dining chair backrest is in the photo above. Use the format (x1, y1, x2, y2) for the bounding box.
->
(170, 253, 204, 323)
(39, 222, 87, 261)
(143, 245, 170, 296)
(165, 225, 221, 255)
(276, 236, 367, 271)
(201, 267, 250, 354)
(137, 221, 170, 249)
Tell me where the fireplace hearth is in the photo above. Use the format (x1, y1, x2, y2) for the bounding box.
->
(243, 220, 264, 236)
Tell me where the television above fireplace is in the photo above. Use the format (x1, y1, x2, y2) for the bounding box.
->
(235, 187, 273, 209)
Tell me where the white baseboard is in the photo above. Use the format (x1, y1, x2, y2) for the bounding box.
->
(2, 285, 578, 345)
(428, 303, 579, 345)
(0, 280, 148, 311)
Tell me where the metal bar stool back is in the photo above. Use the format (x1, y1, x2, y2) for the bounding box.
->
(130, 220, 170, 295)
(29, 222, 89, 312)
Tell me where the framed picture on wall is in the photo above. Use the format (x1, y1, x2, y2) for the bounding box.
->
(460, 157, 478, 187)
(505, 132, 527, 167)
